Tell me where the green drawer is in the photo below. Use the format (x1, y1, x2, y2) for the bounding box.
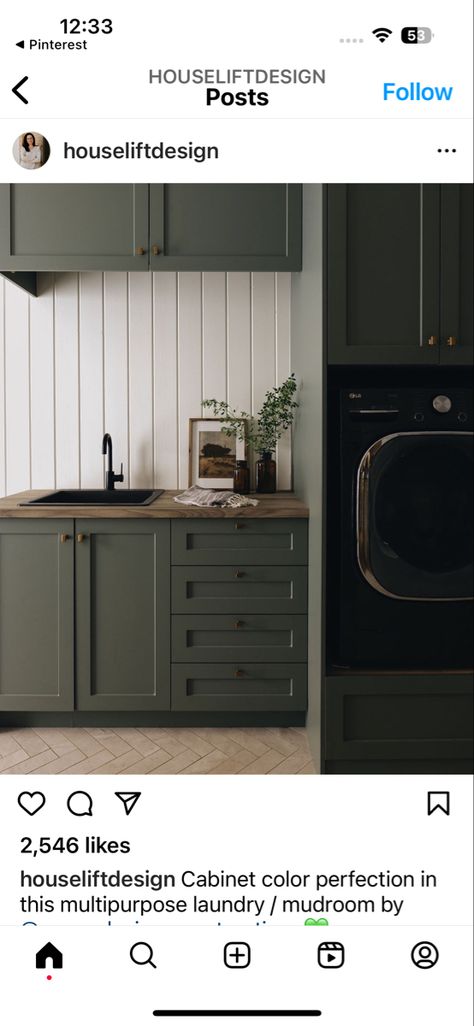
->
(171, 519, 308, 566)
(172, 614, 307, 662)
(171, 565, 308, 615)
(172, 663, 307, 712)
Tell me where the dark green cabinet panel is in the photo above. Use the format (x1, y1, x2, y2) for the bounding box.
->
(0, 184, 302, 274)
(172, 565, 308, 614)
(440, 185, 473, 365)
(324, 675, 473, 763)
(172, 663, 307, 712)
(0, 185, 149, 271)
(172, 519, 308, 566)
(326, 184, 473, 366)
(172, 614, 307, 663)
(75, 520, 170, 710)
(0, 521, 74, 711)
(327, 185, 440, 364)
(150, 185, 302, 270)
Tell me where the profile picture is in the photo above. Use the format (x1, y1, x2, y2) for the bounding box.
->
(12, 131, 50, 170)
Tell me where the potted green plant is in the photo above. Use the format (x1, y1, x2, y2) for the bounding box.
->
(202, 374, 298, 493)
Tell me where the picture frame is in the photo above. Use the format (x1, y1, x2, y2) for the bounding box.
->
(188, 418, 247, 489)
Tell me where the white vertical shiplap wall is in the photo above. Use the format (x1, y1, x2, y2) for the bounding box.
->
(0, 271, 292, 496)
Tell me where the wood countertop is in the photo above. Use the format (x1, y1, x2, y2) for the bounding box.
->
(0, 490, 309, 519)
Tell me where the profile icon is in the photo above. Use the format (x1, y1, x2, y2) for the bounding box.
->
(13, 131, 50, 170)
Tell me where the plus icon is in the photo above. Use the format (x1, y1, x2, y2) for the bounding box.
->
(224, 942, 251, 969)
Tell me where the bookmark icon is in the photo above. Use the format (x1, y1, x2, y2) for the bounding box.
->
(115, 792, 141, 816)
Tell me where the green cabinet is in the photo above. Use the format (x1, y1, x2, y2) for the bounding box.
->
(0, 515, 307, 718)
(323, 675, 473, 773)
(170, 519, 308, 714)
(326, 184, 473, 365)
(0, 519, 170, 713)
(0, 521, 74, 711)
(0, 184, 302, 274)
(172, 664, 307, 713)
(75, 520, 170, 711)
(171, 518, 308, 566)
(149, 185, 302, 270)
(0, 185, 149, 271)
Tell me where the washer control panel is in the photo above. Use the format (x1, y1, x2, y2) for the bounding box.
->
(342, 388, 472, 428)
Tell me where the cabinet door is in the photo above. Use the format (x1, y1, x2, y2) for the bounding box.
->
(0, 185, 149, 271)
(326, 185, 440, 364)
(149, 185, 302, 270)
(75, 520, 170, 710)
(0, 521, 74, 711)
(440, 185, 473, 365)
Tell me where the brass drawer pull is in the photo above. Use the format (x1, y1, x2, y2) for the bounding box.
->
(151, 244, 161, 256)
(426, 335, 438, 347)
(234, 620, 244, 629)
(135, 246, 145, 256)
(234, 522, 245, 530)
(446, 336, 458, 348)
(77, 533, 87, 543)
(60, 533, 69, 543)
(234, 570, 244, 579)
(234, 669, 245, 678)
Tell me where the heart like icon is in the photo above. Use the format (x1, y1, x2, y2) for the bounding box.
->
(18, 791, 46, 816)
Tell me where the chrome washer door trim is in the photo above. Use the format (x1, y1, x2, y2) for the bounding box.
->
(356, 431, 473, 602)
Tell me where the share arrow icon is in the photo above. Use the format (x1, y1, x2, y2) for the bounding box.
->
(115, 792, 141, 816)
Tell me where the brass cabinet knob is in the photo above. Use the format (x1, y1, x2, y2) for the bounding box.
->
(135, 246, 145, 256)
(234, 620, 244, 630)
(234, 570, 244, 578)
(234, 522, 244, 530)
(151, 245, 161, 256)
(446, 336, 458, 348)
(426, 335, 438, 347)
(60, 533, 69, 543)
(77, 533, 87, 543)
(234, 669, 245, 678)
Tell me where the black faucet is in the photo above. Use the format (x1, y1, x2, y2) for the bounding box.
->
(102, 433, 124, 490)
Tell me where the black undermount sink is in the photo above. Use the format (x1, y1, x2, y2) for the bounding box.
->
(21, 488, 164, 506)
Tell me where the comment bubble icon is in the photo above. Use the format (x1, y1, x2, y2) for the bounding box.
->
(67, 790, 93, 817)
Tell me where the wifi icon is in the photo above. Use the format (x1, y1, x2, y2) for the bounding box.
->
(373, 27, 392, 42)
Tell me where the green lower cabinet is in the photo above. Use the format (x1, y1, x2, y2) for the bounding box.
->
(171, 565, 308, 615)
(172, 519, 308, 566)
(324, 675, 474, 769)
(75, 520, 170, 711)
(0, 520, 74, 711)
(172, 614, 307, 663)
(172, 663, 307, 712)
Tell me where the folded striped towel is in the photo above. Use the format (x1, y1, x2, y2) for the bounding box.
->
(175, 485, 258, 508)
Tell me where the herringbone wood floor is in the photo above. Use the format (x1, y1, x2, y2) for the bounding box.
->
(0, 726, 316, 775)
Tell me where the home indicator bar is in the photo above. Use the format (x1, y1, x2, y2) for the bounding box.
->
(152, 1013, 322, 1019)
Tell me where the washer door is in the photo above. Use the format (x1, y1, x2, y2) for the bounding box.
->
(357, 432, 473, 600)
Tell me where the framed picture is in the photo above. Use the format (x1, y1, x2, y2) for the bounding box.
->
(188, 418, 246, 489)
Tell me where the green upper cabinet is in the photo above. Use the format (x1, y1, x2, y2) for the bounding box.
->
(149, 185, 302, 270)
(439, 185, 473, 365)
(0, 521, 74, 711)
(0, 184, 149, 271)
(0, 183, 302, 274)
(326, 184, 473, 365)
(75, 520, 170, 711)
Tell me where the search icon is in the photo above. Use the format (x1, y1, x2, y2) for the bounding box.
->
(130, 942, 157, 969)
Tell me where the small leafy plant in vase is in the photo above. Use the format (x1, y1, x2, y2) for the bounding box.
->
(202, 374, 298, 493)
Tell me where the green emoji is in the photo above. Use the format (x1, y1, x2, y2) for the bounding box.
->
(304, 917, 329, 926)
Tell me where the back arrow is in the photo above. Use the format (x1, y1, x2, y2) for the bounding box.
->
(12, 76, 29, 104)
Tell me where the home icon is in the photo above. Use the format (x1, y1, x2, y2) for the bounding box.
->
(35, 942, 63, 969)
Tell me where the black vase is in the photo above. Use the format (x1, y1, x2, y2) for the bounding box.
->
(256, 451, 276, 493)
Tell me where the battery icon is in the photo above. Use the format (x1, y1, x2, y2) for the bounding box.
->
(401, 27, 433, 43)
